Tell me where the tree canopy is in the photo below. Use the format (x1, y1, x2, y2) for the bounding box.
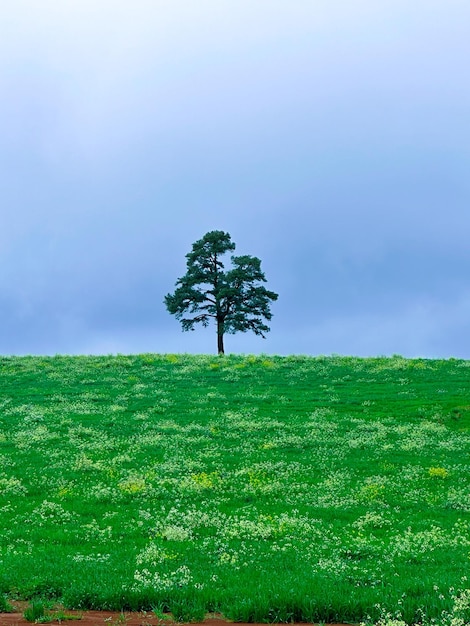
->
(164, 230, 278, 354)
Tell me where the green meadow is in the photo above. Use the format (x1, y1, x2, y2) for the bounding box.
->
(0, 354, 469, 625)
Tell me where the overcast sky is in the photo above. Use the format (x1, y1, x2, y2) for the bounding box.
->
(1, 1, 469, 358)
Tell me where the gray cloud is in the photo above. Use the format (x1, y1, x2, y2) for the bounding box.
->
(1, 1, 469, 356)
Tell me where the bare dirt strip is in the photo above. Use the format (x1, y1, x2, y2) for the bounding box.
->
(0, 607, 354, 626)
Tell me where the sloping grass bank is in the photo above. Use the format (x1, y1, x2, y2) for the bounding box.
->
(0, 354, 469, 625)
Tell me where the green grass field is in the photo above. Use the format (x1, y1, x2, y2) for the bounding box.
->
(0, 354, 469, 625)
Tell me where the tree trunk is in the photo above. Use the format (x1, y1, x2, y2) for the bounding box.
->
(217, 319, 225, 354)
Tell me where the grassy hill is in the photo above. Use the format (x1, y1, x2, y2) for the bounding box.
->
(0, 354, 469, 625)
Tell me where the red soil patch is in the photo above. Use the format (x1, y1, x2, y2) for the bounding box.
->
(0, 606, 354, 626)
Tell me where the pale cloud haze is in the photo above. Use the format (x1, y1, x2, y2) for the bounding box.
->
(1, 1, 469, 357)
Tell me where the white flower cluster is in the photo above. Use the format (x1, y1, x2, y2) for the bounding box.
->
(133, 565, 192, 591)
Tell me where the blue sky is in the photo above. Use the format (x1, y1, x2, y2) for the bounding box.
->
(1, 1, 469, 357)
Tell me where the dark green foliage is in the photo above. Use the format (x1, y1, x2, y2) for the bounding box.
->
(0, 595, 12, 612)
(164, 231, 278, 353)
(23, 600, 47, 622)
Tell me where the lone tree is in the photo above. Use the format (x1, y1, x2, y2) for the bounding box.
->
(164, 230, 278, 354)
